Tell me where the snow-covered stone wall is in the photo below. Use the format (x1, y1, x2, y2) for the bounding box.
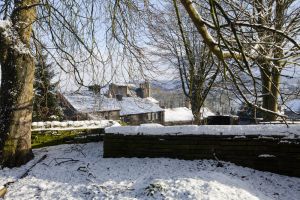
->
(106, 124, 300, 138)
(104, 124, 300, 177)
(32, 120, 120, 131)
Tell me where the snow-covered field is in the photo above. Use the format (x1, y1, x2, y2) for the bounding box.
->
(0, 142, 299, 200)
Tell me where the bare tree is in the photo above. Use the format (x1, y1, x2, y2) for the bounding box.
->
(179, 0, 300, 120)
(147, 1, 220, 123)
(109, 0, 300, 121)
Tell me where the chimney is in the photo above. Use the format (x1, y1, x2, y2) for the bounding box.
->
(140, 81, 150, 98)
(116, 94, 123, 101)
(88, 84, 101, 94)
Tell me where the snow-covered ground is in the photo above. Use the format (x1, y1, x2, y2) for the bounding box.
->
(1, 142, 299, 200)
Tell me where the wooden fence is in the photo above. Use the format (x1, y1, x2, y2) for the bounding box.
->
(104, 134, 300, 177)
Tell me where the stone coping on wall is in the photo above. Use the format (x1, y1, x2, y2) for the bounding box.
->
(32, 120, 120, 131)
(105, 124, 300, 138)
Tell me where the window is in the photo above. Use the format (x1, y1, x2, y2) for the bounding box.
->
(148, 113, 151, 120)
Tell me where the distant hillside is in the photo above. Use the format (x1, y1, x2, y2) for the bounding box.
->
(150, 79, 184, 91)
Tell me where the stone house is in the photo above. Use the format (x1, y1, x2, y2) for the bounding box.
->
(107, 82, 151, 98)
(98, 95, 164, 125)
(64, 83, 164, 124)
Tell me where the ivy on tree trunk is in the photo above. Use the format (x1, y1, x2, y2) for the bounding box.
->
(0, 0, 38, 167)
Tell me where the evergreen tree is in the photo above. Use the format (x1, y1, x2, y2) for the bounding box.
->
(33, 50, 63, 121)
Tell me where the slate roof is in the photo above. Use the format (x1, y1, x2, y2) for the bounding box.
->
(64, 90, 163, 116)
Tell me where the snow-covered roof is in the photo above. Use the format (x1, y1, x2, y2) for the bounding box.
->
(165, 107, 193, 122)
(145, 97, 159, 104)
(285, 99, 300, 112)
(164, 107, 214, 122)
(64, 90, 163, 116)
(201, 107, 215, 118)
(118, 97, 163, 115)
(98, 98, 121, 112)
(64, 90, 119, 113)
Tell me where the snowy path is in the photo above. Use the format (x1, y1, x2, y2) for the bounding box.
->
(0, 142, 299, 200)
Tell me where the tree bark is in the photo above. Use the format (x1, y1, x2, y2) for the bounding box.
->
(259, 67, 280, 121)
(0, 0, 38, 167)
(267, 69, 280, 121)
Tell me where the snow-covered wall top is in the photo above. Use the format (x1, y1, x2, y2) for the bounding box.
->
(32, 120, 120, 131)
(105, 124, 300, 137)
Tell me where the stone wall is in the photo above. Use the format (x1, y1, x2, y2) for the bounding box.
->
(104, 134, 300, 177)
(122, 111, 164, 125)
(31, 120, 119, 130)
(92, 110, 120, 120)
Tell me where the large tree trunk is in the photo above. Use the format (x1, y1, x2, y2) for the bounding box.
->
(0, 0, 38, 167)
(259, 62, 280, 121)
(0, 51, 35, 167)
(260, 64, 272, 120)
(266, 69, 280, 121)
(191, 89, 204, 125)
(259, 1, 284, 121)
(259, 68, 280, 121)
(191, 102, 201, 125)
